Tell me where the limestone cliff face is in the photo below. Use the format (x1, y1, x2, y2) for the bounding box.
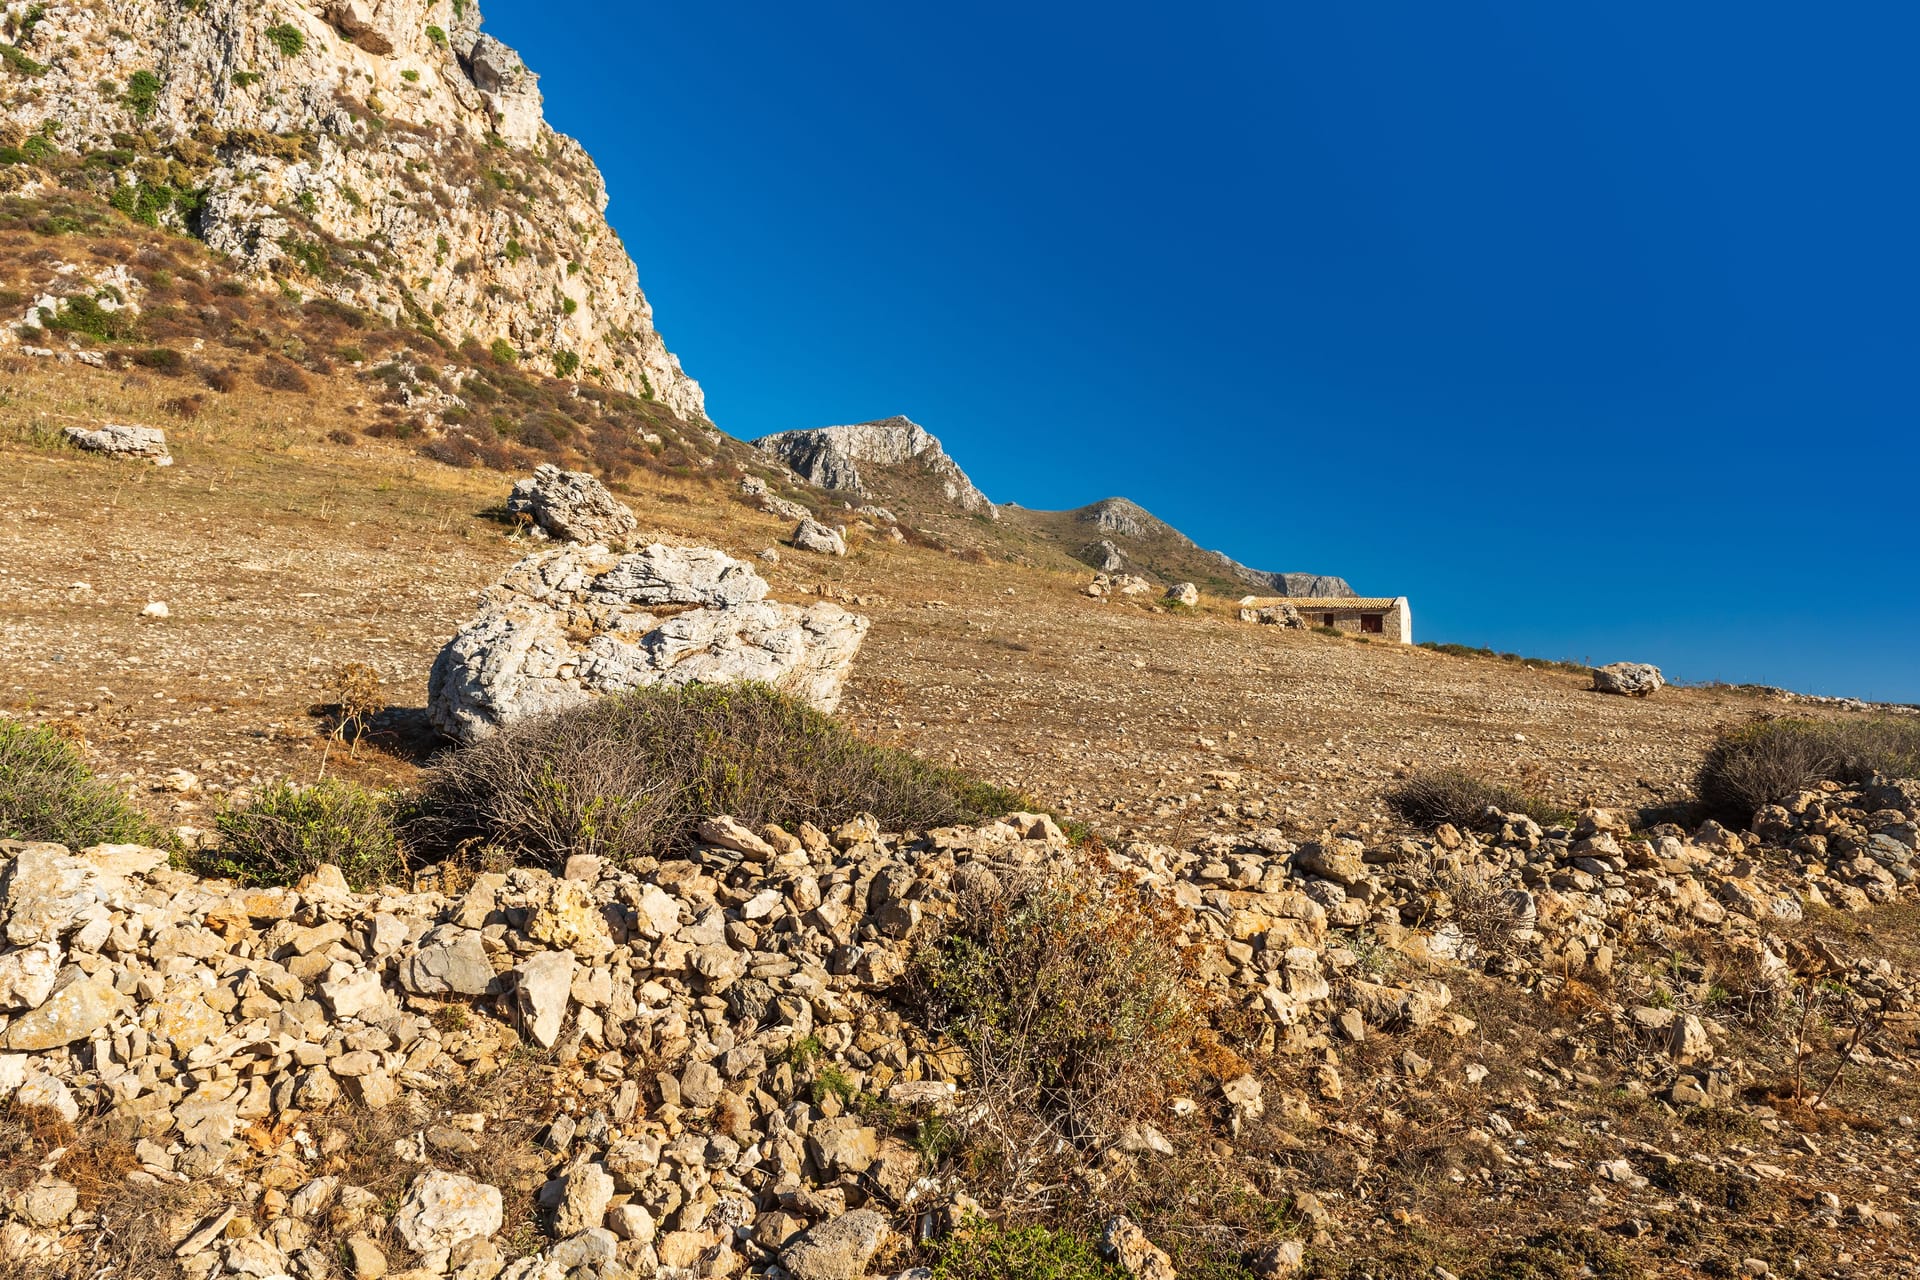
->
(754, 416, 997, 517)
(0, 0, 705, 421)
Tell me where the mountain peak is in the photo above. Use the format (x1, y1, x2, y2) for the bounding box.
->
(752, 418, 996, 516)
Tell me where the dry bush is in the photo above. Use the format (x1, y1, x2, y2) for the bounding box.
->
(1386, 768, 1571, 831)
(905, 857, 1201, 1216)
(320, 661, 384, 762)
(254, 354, 311, 393)
(160, 393, 204, 420)
(1402, 858, 1531, 966)
(1697, 716, 1920, 823)
(408, 683, 1028, 869)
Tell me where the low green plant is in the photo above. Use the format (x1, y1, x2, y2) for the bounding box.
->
(930, 1221, 1127, 1280)
(0, 41, 47, 76)
(123, 68, 161, 117)
(552, 350, 579, 377)
(408, 683, 1030, 869)
(0, 719, 163, 846)
(488, 336, 517, 364)
(263, 23, 305, 57)
(40, 293, 139, 341)
(201, 778, 403, 890)
(1385, 768, 1573, 831)
(425, 24, 447, 46)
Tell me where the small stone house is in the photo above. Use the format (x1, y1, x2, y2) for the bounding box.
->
(1239, 595, 1414, 644)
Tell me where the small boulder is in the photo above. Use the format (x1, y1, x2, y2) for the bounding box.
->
(792, 517, 848, 556)
(1164, 582, 1200, 607)
(64, 424, 172, 466)
(1103, 1216, 1176, 1280)
(506, 464, 638, 546)
(1593, 662, 1663, 697)
(392, 1170, 503, 1254)
(781, 1209, 889, 1280)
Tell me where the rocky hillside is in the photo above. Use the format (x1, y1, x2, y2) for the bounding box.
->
(999, 496, 1355, 598)
(0, 0, 704, 419)
(753, 418, 997, 518)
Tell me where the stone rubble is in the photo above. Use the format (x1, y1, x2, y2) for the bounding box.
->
(3, 775, 1915, 1276)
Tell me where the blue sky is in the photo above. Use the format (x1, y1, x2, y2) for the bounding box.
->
(486, 2, 1920, 702)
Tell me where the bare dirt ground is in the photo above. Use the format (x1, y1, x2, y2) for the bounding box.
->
(0, 361, 1789, 845)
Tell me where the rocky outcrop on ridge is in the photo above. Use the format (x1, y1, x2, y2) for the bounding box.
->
(753, 418, 996, 517)
(427, 544, 869, 741)
(1070, 499, 1353, 596)
(0, 0, 704, 418)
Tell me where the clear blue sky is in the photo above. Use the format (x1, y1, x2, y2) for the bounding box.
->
(486, 1, 1919, 702)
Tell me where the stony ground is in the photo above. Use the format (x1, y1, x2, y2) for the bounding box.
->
(5, 361, 1918, 1280)
(1, 362, 1786, 845)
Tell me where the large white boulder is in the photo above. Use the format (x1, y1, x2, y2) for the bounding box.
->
(427, 544, 869, 742)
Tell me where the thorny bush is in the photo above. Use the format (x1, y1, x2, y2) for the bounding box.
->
(906, 855, 1202, 1216)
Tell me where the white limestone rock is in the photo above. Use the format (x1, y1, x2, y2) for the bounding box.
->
(791, 518, 848, 556)
(63, 424, 172, 466)
(427, 544, 868, 741)
(393, 1170, 504, 1254)
(506, 464, 638, 546)
(1593, 662, 1664, 697)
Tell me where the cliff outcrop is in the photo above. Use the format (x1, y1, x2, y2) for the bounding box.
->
(0, 0, 705, 419)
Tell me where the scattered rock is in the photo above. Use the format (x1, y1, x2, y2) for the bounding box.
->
(506, 464, 639, 546)
(63, 424, 172, 466)
(392, 1170, 504, 1254)
(791, 517, 848, 556)
(1593, 662, 1664, 696)
(781, 1208, 890, 1280)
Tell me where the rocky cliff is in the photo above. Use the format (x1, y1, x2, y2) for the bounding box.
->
(0, 0, 705, 420)
(753, 416, 997, 517)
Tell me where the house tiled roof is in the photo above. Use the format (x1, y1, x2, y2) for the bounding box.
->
(1240, 596, 1403, 611)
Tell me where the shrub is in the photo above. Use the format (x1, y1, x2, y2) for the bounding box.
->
(930, 1221, 1126, 1280)
(906, 858, 1199, 1212)
(41, 293, 139, 341)
(123, 69, 161, 117)
(131, 347, 185, 374)
(408, 683, 1029, 869)
(202, 778, 402, 890)
(0, 41, 47, 77)
(263, 23, 305, 57)
(1696, 716, 1920, 823)
(488, 336, 517, 364)
(254, 354, 311, 392)
(0, 719, 161, 846)
(1386, 768, 1570, 832)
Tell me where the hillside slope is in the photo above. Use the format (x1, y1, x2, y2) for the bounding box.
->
(0, 0, 704, 417)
